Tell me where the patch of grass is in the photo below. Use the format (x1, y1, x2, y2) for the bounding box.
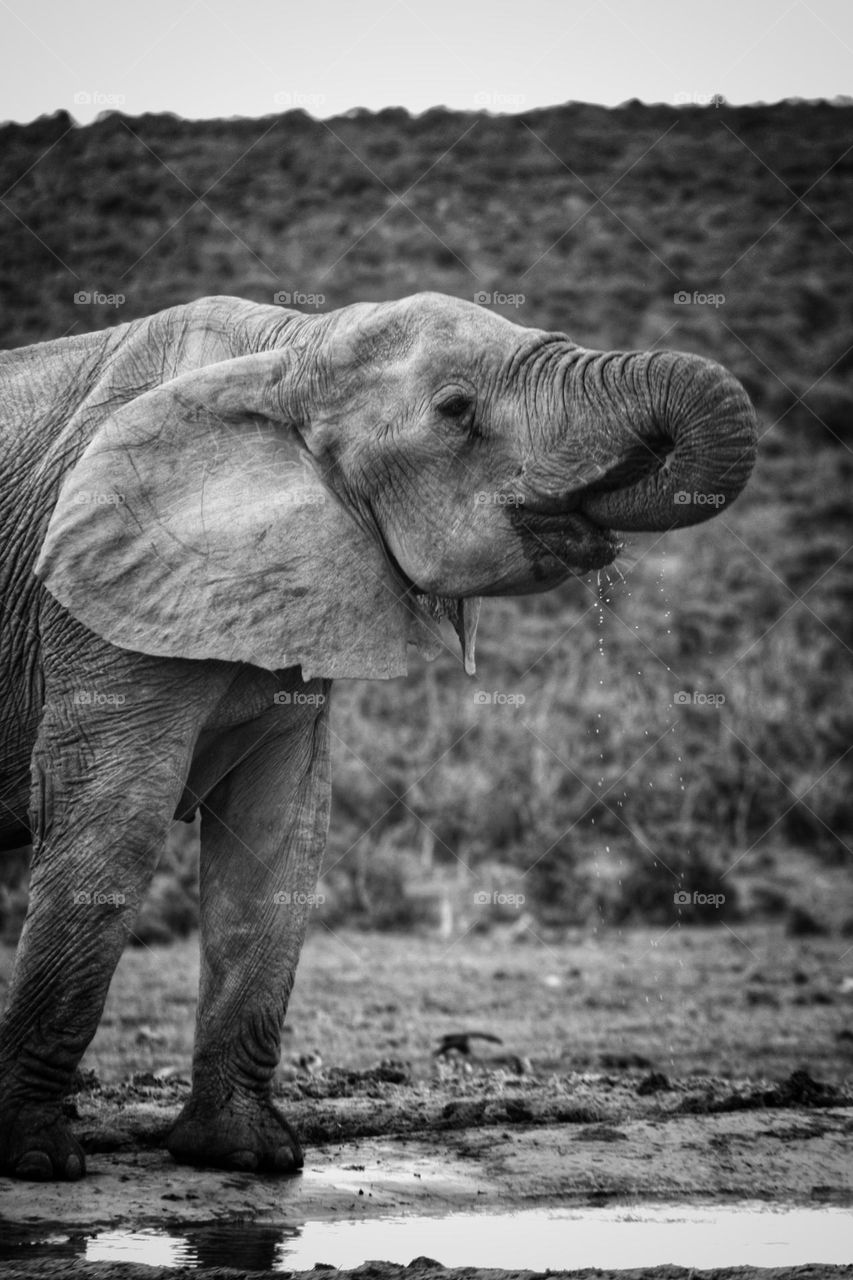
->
(2, 924, 848, 1085)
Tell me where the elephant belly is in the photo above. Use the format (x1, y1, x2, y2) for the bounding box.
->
(0, 765, 33, 849)
(174, 719, 275, 822)
(0, 713, 38, 849)
(173, 665, 322, 822)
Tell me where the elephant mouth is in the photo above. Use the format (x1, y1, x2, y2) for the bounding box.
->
(509, 507, 622, 578)
(374, 507, 617, 676)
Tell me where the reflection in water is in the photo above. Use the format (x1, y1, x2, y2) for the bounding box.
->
(0, 1227, 86, 1263)
(86, 1222, 301, 1270)
(2, 1204, 852, 1271)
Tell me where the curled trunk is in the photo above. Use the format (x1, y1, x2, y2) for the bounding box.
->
(520, 348, 757, 531)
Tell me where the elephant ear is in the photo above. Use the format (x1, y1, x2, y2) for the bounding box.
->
(35, 351, 441, 680)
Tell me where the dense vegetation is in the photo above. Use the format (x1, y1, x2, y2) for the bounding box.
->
(1, 100, 851, 937)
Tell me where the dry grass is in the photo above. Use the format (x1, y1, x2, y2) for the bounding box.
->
(2, 923, 848, 1087)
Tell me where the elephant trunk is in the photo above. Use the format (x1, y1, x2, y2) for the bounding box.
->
(520, 348, 757, 531)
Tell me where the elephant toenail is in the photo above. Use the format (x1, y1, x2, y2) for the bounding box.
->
(16, 1150, 53, 1181)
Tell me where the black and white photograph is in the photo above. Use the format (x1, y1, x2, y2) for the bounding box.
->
(0, 2, 851, 1277)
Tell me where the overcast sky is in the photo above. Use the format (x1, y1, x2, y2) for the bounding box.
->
(1, 0, 851, 125)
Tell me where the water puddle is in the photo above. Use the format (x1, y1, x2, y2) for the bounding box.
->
(2, 1204, 852, 1271)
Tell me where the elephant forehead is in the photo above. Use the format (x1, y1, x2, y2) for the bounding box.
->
(411, 322, 540, 385)
(334, 293, 547, 388)
(383, 293, 537, 352)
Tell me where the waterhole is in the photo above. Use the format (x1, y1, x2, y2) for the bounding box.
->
(2, 1203, 851, 1271)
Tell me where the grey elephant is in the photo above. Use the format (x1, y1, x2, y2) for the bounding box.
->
(0, 293, 756, 1180)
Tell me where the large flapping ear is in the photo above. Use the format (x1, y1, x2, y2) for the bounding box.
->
(35, 351, 439, 680)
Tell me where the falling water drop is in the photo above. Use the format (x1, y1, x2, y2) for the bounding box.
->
(592, 577, 609, 792)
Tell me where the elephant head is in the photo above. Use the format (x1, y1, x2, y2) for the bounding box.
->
(35, 293, 756, 679)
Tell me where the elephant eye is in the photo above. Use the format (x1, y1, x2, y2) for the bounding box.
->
(436, 392, 473, 418)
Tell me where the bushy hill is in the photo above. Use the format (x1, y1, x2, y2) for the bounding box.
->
(1, 100, 851, 936)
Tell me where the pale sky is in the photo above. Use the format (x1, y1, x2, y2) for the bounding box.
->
(0, 0, 851, 125)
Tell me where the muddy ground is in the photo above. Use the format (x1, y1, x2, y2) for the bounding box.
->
(1, 925, 852, 1278)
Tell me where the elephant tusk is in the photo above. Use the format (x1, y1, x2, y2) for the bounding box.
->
(452, 596, 482, 676)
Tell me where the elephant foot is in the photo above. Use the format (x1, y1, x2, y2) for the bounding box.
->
(167, 1095, 303, 1174)
(0, 1105, 86, 1181)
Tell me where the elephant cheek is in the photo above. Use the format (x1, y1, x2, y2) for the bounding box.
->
(465, 543, 570, 596)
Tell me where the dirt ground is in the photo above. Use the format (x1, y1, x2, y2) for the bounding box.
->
(1, 924, 852, 1279)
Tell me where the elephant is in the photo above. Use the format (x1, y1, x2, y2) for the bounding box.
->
(0, 292, 756, 1180)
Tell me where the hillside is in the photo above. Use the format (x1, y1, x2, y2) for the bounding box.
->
(0, 100, 851, 933)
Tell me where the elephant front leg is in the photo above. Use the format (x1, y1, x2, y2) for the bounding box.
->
(168, 688, 331, 1173)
